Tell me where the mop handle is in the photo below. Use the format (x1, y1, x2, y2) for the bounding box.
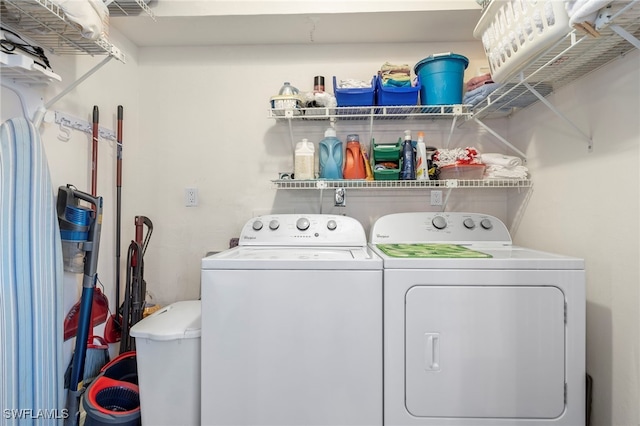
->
(91, 106, 99, 197)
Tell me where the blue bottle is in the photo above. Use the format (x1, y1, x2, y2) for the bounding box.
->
(400, 130, 415, 180)
(319, 128, 343, 179)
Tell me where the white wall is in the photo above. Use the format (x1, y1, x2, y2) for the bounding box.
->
(508, 50, 640, 426)
(135, 41, 516, 304)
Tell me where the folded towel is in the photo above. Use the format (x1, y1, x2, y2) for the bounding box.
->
(433, 147, 481, 167)
(565, 0, 612, 26)
(383, 78, 412, 87)
(466, 73, 493, 91)
(480, 153, 523, 169)
(484, 165, 529, 179)
(463, 82, 502, 106)
(339, 79, 372, 89)
(380, 62, 411, 75)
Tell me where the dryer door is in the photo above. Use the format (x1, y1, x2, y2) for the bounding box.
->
(405, 285, 565, 418)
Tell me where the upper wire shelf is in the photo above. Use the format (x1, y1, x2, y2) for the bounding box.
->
(0, 0, 125, 61)
(269, 105, 472, 121)
(470, 0, 640, 120)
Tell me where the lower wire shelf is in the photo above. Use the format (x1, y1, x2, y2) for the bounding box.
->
(271, 179, 533, 190)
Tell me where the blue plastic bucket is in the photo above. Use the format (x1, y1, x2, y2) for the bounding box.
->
(414, 53, 469, 105)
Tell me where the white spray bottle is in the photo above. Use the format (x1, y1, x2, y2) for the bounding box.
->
(415, 131, 428, 180)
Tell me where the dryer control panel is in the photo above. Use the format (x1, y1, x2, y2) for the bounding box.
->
(240, 214, 367, 247)
(370, 212, 512, 245)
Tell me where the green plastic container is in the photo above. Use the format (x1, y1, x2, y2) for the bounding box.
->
(373, 168, 400, 181)
(373, 143, 401, 162)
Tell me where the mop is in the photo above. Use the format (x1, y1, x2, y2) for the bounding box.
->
(83, 106, 110, 381)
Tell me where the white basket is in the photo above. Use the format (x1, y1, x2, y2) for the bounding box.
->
(474, 0, 571, 83)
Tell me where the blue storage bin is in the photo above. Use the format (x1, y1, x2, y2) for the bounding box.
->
(375, 75, 420, 106)
(333, 76, 375, 107)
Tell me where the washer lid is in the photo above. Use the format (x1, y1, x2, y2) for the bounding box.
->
(202, 246, 382, 270)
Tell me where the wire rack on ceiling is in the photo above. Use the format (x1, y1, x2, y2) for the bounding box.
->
(107, 0, 155, 19)
(0, 0, 125, 60)
(471, 1, 640, 120)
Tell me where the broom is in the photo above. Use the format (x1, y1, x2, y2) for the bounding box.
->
(83, 334, 110, 382)
(64, 334, 110, 388)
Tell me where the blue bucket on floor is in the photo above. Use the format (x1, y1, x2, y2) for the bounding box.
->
(414, 53, 469, 105)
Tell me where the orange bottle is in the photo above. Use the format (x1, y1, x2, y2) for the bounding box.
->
(343, 134, 366, 179)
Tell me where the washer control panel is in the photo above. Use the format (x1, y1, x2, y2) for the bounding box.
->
(371, 212, 511, 245)
(240, 214, 367, 246)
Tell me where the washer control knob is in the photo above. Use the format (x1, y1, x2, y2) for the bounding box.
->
(327, 220, 337, 231)
(432, 216, 447, 230)
(252, 220, 263, 231)
(463, 218, 476, 229)
(269, 220, 280, 230)
(480, 218, 493, 230)
(296, 217, 310, 231)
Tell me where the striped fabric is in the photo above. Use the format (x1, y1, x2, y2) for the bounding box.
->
(1, 117, 65, 425)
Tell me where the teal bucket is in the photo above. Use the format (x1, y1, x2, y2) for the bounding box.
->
(414, 53, 469, 105)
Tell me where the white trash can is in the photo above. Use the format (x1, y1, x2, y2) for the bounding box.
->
(130, 300, 201, 426)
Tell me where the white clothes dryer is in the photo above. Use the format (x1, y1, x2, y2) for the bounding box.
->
(369, 212, 585, 426)
(201, 214, 382, 426)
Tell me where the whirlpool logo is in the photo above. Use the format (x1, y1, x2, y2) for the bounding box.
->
(375, 234, 389, 239)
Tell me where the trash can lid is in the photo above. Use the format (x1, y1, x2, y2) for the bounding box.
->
(130, 300, 201, 341)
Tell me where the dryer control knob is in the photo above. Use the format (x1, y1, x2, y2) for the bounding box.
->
(327, 220, 337, 231)
(432, 216, 447, 230)
(463, 218, 476, 229)
(480, 218, 493, 230)
(296, 217, 310, 231)
(252, 220, 263, 231)
(269, 220, 280, 230)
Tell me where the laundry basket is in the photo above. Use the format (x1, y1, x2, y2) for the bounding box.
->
(474, 0, 571, 83)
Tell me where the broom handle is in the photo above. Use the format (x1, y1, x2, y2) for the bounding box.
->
(116, 105, 123, 311)
(91, 106, 99, 197)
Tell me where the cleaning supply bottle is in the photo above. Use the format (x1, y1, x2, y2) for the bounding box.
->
(343, 134, 366, 179)
(319, 128, 343, 179)
(400, 130, 415, 180)
(415, 131, 428, 180)
(294, 138, 315, 180)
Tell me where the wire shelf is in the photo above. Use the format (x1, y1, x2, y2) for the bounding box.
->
(269, 105, 471, 121)
(0, 0, 125, 61)
(107, 0, 155, 19)
(0, 50, 61, 86)
(271, 179, 532, 190)
(471, 0, 640, 119)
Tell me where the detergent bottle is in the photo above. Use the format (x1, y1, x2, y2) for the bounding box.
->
(294, 138, 315, 180)
(415, 131, 429, 180)
(400, 130, 416, 180)
(343, 134, 366, 179)
(319, 128, 343, 179)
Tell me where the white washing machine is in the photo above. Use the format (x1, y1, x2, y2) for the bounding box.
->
(369, 212, 585, 426)
(201, 214, 383, 426)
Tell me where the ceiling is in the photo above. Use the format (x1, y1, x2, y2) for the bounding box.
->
(109, 9, 484, 47)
